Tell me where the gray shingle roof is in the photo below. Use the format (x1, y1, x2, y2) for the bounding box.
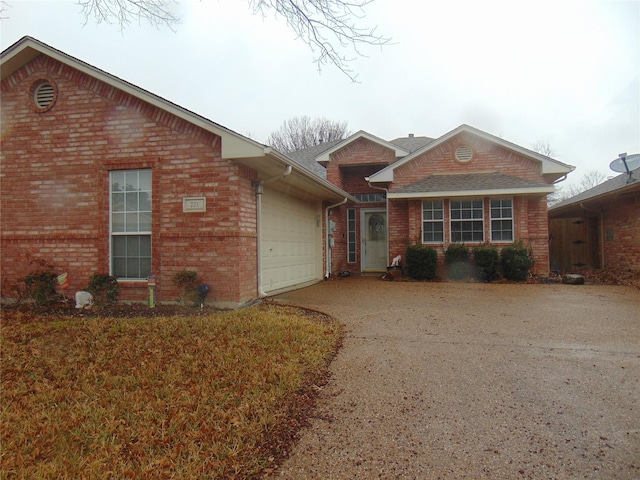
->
(389, 136, 434, 153)
(287, 135, 434, 179)
(286, 140, 345, 179)
(395, 172, 550, 194)
(550, 168, 640, 210)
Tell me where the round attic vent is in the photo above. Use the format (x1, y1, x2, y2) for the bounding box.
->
(32, 80, 57, 111)
(455, 145, 473, 163)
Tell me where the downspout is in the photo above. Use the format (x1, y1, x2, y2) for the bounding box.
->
(367, 179, 390, 266)
(325, 198, 348, 279)
(553, 174, 568, 184)
(256, 165, 292, 297)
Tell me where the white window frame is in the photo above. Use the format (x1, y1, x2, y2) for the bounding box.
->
(109, 169, 152, 280)
(490, 197, 514, 242)
(422, 200, 444, 243)
(450, 198, 484, 243)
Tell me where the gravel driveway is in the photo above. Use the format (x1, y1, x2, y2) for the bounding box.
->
(271, 277, 640, 479)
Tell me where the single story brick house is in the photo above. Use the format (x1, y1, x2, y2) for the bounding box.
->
(548, 167, 640, 274)
(1, 37, 574, 306)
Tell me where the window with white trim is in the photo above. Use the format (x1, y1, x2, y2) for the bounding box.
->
(347, 208, 357, 263)
(422, 200, 444, 243)
(110, 170, 152, 279)
(450, 199, 484, 242)
(490, 198, 513, 241)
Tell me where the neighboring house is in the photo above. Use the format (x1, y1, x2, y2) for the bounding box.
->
(1, 37, 575, 307)
(548, 167, 640, 274)
(1, 36, 355, 307)
(290, 126, 575, 278)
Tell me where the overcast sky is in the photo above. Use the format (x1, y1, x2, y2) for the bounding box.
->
(2, 0, 639, 188)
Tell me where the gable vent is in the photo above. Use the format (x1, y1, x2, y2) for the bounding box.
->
(34, 82, 55, 109)
(455, 145, 473, 162)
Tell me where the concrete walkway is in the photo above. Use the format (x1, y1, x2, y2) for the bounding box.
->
(271, 277, 640, 479)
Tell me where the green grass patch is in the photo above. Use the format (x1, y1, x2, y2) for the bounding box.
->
(1, 304, 343, 479)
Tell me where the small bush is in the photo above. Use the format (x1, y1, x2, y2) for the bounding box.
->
(445, 243, 470, 280)
(22, 258, 59, 306)
(172, 270, 201, 305)
(23, 270, 58, 306)
(85, 273, 120, 306)
(406, 245, 438, 280)
(500, 241, 535, 281)
(473, 244, 500, 282)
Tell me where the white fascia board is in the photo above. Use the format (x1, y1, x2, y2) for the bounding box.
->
(316, 130, 409, 163)
(388, 186, 554, 199)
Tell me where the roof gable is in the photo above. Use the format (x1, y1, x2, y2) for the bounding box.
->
(1, 36, 267, 160)
(368, 124, 575, 183)
(315, 130, 410, 164)
(1, 36, 356, 203)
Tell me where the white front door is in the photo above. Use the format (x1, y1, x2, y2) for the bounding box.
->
(362, 210, 387, 271)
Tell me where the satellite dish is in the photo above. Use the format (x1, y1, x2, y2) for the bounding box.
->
(609, 153, 640, 173)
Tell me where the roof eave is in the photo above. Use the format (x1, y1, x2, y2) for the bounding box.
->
(549, 177, 640, 214)
(235, 149, 358, 203)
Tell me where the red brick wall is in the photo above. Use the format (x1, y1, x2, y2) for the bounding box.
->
(393, 196, 549, 277)
(603, 191, 640, 271)
(1, 54, 259, 304)
(326, 138, 395, 189)
(393, 133, 544, 188)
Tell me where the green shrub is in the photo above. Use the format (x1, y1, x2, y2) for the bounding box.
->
(444, 243, 470, 280)
(23, 269, 58, 306)
(472, 244, 500, 282)
(172, 270, 201, 305)
(500, 241, 535, 281)
(85, 273, 120, 306)
(406, 245, 438, 280)
(20, 257, 60, 306)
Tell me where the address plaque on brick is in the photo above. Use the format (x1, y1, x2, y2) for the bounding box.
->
(182, 197, 206, 212)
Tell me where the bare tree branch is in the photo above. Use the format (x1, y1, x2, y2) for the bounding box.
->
(531, 139, 556, 158)
(249, 0, 391, 82)
(72, 0, 389, 80)
(77, 0, 180, 30)
(0, 1, 10, 20)
(267, 115, 350, 153)
(548, 170, 607, 207)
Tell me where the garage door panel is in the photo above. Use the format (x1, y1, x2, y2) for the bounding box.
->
(262, 188, 320, 292)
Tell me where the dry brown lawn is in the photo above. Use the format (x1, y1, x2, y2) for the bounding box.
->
(1, 303, 343, 479)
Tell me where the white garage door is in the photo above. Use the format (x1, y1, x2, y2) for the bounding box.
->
(261, 187, 322, 293)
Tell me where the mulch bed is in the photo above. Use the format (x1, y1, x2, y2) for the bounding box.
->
(0, 301, 224, 319)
